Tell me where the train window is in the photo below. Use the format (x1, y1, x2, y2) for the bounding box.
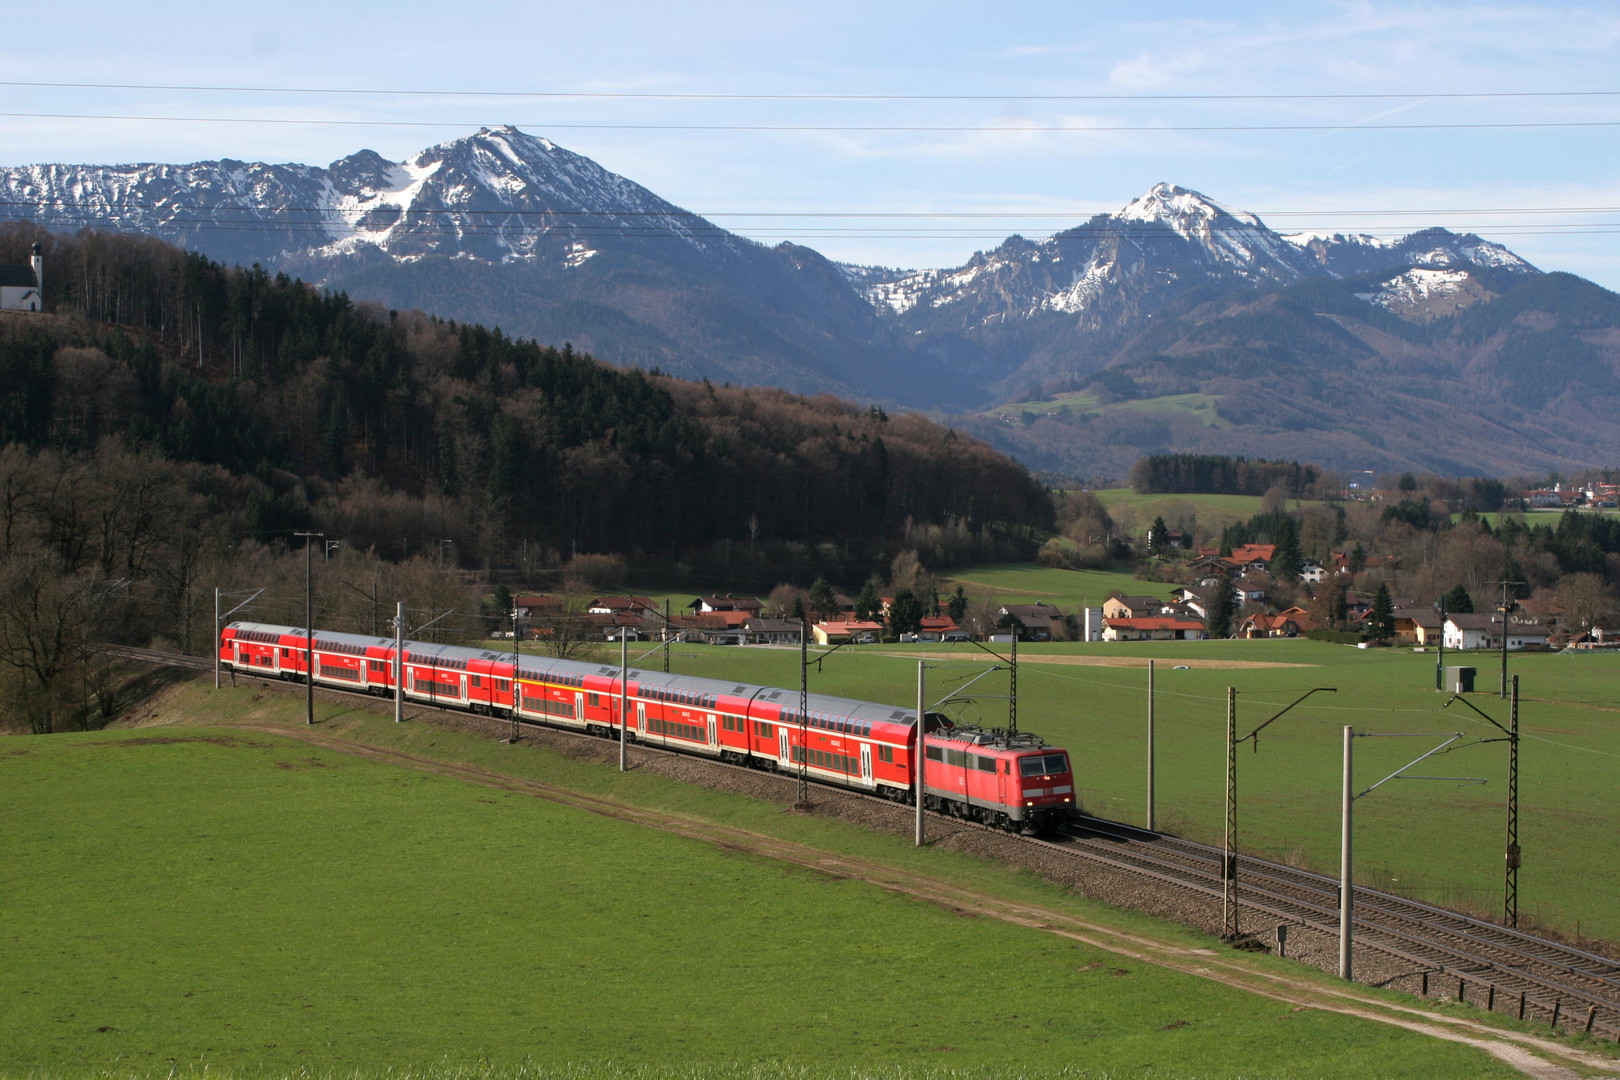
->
(1045, 753, 1070, 774)
(589, 694, 600, 707)
(879, 746, 894, 764)
(975, 755, 997, 773)
(925, 746, 943, 761)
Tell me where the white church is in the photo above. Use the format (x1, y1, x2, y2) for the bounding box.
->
(0, 243, 43, 311)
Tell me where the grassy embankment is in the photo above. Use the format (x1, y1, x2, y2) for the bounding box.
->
(564, 632, 1620, 945)
(1, 686, 1545, 1080)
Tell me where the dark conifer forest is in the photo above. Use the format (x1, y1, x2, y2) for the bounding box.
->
(0, 225, 1053, 570)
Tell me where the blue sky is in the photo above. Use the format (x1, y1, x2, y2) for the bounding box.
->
(4, 1, 1618, 286)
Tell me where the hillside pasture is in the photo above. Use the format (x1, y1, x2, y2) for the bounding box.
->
(0, 712, 1528, 1080)
(593, 638, 1620, 944)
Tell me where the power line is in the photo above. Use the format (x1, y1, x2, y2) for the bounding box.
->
(5, 80, 1619, 102)
(0, 197, 1613, 220)
(2, 110, 1619, 133)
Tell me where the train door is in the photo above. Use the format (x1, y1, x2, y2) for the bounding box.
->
(998, 759, 1009, 806)
(575, 692, 585, 724)
(779, 726, 791, 768)
(707, 714, 717, 748)
(636, 702, 646, 734)
(860, 745, 872, 783)
(458, 674, 467, 702)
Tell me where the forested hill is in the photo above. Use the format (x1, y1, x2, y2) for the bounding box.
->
(0, 226, 1052, 572)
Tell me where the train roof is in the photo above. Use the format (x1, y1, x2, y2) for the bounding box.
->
(226, 621, 927, 736)
(931, 725, 1056, 754)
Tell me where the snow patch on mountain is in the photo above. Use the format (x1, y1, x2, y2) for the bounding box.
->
(1281, 231, 1396, 250)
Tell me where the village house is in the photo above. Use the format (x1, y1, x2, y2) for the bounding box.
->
(1233, 577, 1271, 608)
(741, 618, 802, 645)
(1101, 594, 1165, 620)
(1169, 585, 1215, 619)
(1390, 606, 1444, 646)
(1442, 614, 1551, 651)
(687, 594, 764, 615)
(998, 602, 1066, 641)
(812, 620, 884, 646)
(1236, 607, 1316, 639)
(1229, 544, 1276, 573)
(588, 596, 656, 617)
(1103, 615, 1206, 641)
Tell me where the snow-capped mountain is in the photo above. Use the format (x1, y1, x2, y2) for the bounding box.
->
(2, 138, 1596, 456)
(848, 183, 1534, 332)
(0, 127, 748, 270)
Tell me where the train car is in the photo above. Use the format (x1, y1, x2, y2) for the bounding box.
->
(220, 621, 1075, 832)
(921, 726, 1075, 833)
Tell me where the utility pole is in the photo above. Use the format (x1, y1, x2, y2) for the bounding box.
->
(293, 531, 323, 726)
(1506, 676, 1520, 926)
(1008, 634, 1018, 734)
(663, 598, 670, 673)
(915, 660, 926, 846)
(1340, 725, 1354, 979)
(798, 618, 810, 806)
(1223, 687, 1238, 937)
(394, 601, 403, 724)
(509, 607, 521, 744)
(1487, 578, 1524, 698)
(619, 632, 628, 773)
(1224, 685, 1338, 940)
(1435, 596, 1447, 691)
(213, 587, 264, 691)
(1444, 678, 1522, 926)
(1147, 659, 1156, 831)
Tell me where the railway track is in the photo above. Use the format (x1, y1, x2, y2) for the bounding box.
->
(1051, 816, 1620, 1036)
(109, 644, 1620, 1039)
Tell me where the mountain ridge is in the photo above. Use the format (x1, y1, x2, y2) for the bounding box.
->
(3, 132, 1616, 477)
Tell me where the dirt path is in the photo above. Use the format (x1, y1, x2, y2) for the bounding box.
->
(245, 722, 1615, 1080)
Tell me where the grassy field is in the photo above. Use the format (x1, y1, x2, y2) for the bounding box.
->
(985, 391, 1227, 431)
(568, 637, 1620, 944)
(0, 700, 1533, 1080)
(939, 562, 1152, 609)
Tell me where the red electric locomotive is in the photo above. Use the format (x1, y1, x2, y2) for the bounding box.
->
(219, 621, 1076, 832)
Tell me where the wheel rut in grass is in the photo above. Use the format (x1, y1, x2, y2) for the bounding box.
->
(243, 723, 1617, 1080)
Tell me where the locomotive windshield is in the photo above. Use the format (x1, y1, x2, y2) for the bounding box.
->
(1019, 753, 1070, 777)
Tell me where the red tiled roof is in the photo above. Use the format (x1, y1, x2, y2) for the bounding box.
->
(1105, 617, 1205, 631)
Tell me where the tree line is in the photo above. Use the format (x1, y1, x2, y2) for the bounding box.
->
(0, 225, 1053, 577)
(1129, 453, 1321, 497)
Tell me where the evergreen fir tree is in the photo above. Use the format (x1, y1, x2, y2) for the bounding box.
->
(1443, 584, 1474, 614)
(808, 577, 837, 620)
(1206, 572, 1238, 639)
(1367, 583, 1395, 641)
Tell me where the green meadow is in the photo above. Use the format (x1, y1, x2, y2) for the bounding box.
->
(578, 637, 1620, 944)
(0, 710, 1528, 1080)
(939, 563, 1151, 609)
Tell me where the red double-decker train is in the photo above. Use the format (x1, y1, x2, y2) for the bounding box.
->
(220, 621, 1077, 832)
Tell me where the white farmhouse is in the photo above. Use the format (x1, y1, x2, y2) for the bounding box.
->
(0, 243, 42, 312)
(1442, 614, 1550, 651)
